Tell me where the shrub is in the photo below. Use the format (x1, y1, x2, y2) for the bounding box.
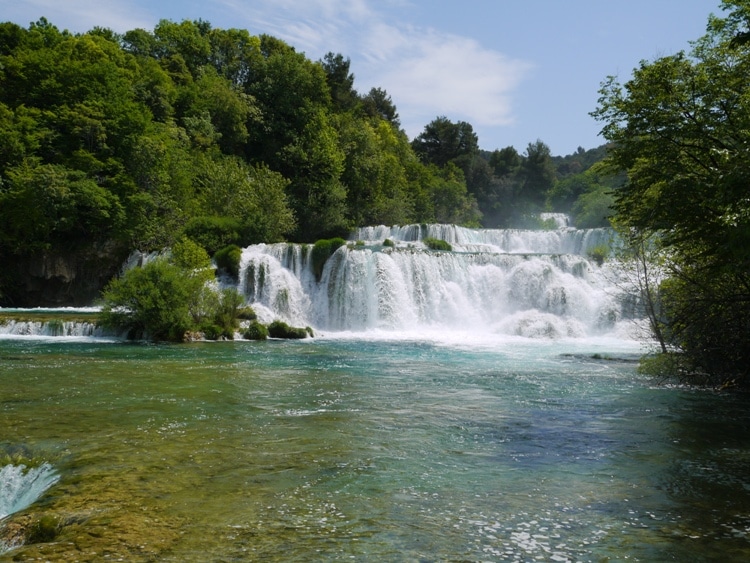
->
(183, 216, 243, 254)
(200, 323, 223, 340)
(587, 244, 609, 266)
(208, 287, 246, 339)
(237, 306, 257, 320)
(311, 237, 346, 281)
(383, 238, 395, 247)
(172, 237, 212, 270)
(100, 258, 199, 341)
(267, 320, 311, 339)
(100, 244, 216, 342)
(214, 244, 242, 279)
(243, 320, 269, 340)
(423, 237, 452, 251)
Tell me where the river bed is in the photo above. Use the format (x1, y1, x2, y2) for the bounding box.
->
(2, 334, 750, 561)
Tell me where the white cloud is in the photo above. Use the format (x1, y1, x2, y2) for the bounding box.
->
(216, 0, 372, 55)
(5, 0, 533, 144)
(221, 0, 532, 139)
(366, 26, 532, 138)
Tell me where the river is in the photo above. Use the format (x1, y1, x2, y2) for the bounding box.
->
(2, 221, 750, 560)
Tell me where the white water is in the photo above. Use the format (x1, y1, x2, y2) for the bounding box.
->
(237, 222, 639, 339)
(0, 319, 106, 338)
(0, 220, 641, 342)
(0, 463, 58, 520)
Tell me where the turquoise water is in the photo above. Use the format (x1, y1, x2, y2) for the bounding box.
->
(2, 336, 750, 561)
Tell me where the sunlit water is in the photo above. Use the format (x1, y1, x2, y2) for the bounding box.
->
(2, 335, 750, 561)
(0, 463, 59, 520)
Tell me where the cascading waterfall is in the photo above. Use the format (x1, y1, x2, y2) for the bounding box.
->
(0, 308, 119, 339)
(0, 463, 59, 521)
(0, 319, 105, 337)
(236, 221, 635, 338)
(0, 462, 59, 553)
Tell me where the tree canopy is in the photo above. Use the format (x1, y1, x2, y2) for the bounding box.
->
(593, 0, 750, 385)
(0, 16, 611, 306)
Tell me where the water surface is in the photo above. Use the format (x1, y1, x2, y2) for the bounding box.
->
(2, 336, 750, 561)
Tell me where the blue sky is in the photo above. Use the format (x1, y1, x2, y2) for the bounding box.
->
(2, 0, 717, 155)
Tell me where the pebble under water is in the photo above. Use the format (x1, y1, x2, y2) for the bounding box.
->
(2, 335, 750, 561)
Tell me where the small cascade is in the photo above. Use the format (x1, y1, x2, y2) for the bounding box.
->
(352, 223, 611, 255)
(540, 212, 570, 228)
(236, 220, 636, 338)
(0, 308, 123, 339)
(0, 463, 58, 520)
(0, 319, 106, 338)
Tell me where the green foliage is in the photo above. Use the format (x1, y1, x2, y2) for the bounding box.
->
(336, 114, 416, 227)
(361, 87, 400, 127)
(243, 320, 268, 340)
(0, 162, 124, 252)
(412, 116, 478, 168)
(192, 156, 295, 244)
(214, 244, 242, 279)
(237, 306, 257, 320)
(0, 15, 620, 307)
(321, 52, 358, 112)
(593, 1, 750, 385)
(383, 238, 395, 247)
(171, 237, 211, 270)
(207, 287, 245, 339)
(27, 515, 61, 544)
(423, 237, 452, 251)
(422, 163, 481, 226)
(311, 237, 346, 281)
(637, 352, 692, 381)
(267, 320, 312, 339)
(586, 244, 609, 266)
(100, 253, 248, 341)
(100, 257, 199, 341)
(572, 185, 614, 228)
(658, 267, 750, 385)
(183, 216, 243, 255)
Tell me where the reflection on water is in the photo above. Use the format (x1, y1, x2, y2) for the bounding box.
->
(1, 337, 749, 561)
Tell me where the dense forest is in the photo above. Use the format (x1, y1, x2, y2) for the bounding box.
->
(3, 3, 750, 386)
(0, 17, 613, 306)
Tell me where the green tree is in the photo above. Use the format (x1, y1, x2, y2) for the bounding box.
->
(100, 238, 215, 341)
(592, 0, 750, 384)
(100, 257, 202, 341)
(0, 162, 123, 252)
(412, 116, 479, 169)
(361, 87, 400, 128)
(423, 162, 481, 225)
(518, 140, 556, 209)
(192, 154, 295, 244)
(336, 114, 414, 226)
(321, 52, 358, 112)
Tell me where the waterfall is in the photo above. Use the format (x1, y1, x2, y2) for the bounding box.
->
(236, 221, 636, 338)
(0, 319, 107, 338)
(0, 463, 58, 520)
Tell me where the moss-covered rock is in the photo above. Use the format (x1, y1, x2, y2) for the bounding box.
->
(423, 237, 452, 251)
(311, 238, 346, 281)
(267, 320, 312, 339)
(237, 306, 257, 321)
(213, 244, 242, 279)
(243, 321, 269, 340)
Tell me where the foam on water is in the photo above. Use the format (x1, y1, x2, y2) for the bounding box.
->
(235, 222, 639, 339)
(0, 463, 59, 520)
